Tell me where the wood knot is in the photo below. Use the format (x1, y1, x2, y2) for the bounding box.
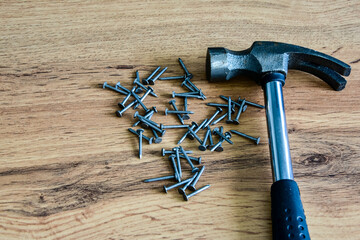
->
(302, 154, 330, 166)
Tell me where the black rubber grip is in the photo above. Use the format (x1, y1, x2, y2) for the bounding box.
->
(271, 179, 310, 240)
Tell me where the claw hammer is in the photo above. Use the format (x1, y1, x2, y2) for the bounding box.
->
(206, 41, 351, 239)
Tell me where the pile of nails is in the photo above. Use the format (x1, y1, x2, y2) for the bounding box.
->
(102, 58, 264, 200)
(144, 147, 208, 201)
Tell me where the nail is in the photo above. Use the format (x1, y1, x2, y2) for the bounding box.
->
(178, 154, 202, 164)
(169, 100, 185, 125)
(178, 172, 198, 195)
(128, 128, 153, 144)
(151, 128, 162, 143)
(182, 97, 190, 120)
(229, 130, 260, 144)
(130, 88, 148, 112)
(233, 98, 246, 125)
(103, 82, 128, 95)
(186, 126, 203, 144)
(134, 78, 158, 97)
(207, 126, 214, 150)
(213, 128, 233, 145)
(226, 96, 233, 123)
(134, 86, 155, 109)
(206, 103, 235, 112)
(181, 80, 196, 92)
(143, 66, 160, 85)
(184, 78, 200, 93)
(203, 107, 223, 129)
(198, 128, 211, 151)
(178, 58, 192, 78)
(144, 175, 175, 183)
(115, 82, 131, 93)
(210, 112, 228, 126)
(169, 155, 180, 182)
(188, 119, 208, 140)
(116, 99, 138, 117)
(160, 124, 189, 130)
(148, 67, 168, 85)
(159, 75, 185, 80)
(165, 108, 194, 115)
(178, 122, 198, 144)
(175, 147, 182, 179)
(183, 185, 210, 201)
(220, 95, 264, 109)
(179, 146, 199, 173)
(163, 177, 192, 193)
(188, 166, 205, 191)
(172, 91, 205, 99)
(161, 148, 193, 156)
(137, 129, 144, 159)
(134, 112, 165, 136)
(133, 107, 157, 127)
(210, 132, 231, 151)
(118, 89, 133, 109)
(134, 111, 160, 128)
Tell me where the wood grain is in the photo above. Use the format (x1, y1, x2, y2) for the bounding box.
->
(0, 0, 359, 239)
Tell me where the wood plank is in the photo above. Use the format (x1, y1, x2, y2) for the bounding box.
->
(0, 0, 359, 239)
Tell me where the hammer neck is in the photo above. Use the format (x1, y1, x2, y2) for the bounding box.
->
(263, 73, 294, 182)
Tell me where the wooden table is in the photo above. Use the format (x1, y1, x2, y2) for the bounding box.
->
(1, 1, 359, 239)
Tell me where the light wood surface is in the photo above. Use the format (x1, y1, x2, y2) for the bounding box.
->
(1, 1, 359, 239)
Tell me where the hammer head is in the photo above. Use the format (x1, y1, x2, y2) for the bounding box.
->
(206, 41, 351, 90)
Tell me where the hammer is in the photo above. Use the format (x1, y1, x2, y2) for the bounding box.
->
(206, 41, 351, 240)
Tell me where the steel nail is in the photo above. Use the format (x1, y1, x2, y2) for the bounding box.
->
(163, 177, 192, 193)
(220, 95, 264, 109)
(179, 146, 199, 173)
(186, 127, 203, 144)
(181, 80, 196, 92)
(159, 75, 186, 80)
(118, 90, 133, 109)
(199, 128, 211, 151)
(116, 99, 138, 117)
(160, 124, 190, 130)
(210, 112, 228, 126)
(203, 107, 223, 129)
(143, 66, 161, 85)
(169, 155, 180, 182)
(175, 147, 182, 179)
(182, 97, 190, 120)
(130, 88, 148, 112)
(151, 128, 162, 143)
(207, 126, 214, 150)
(103, 82, 128, 95)
(144, 175, 175, 183)
(165, 108, 194, 115)
(161, 148, 193, 156)
(183, 185, 210, 201)
(178, 122, 198, 144)
(213, 128, 233, 145)
(233, 97, 246, 125)
(178, 172, 198, 195)
(226, 96, 233, 123)
(134, 86, 155, 109)
(188, 166, 205, 191)
(229, 130, 260, 144)
(115, 82, 131, 93)
(178, 154, 201, 164)
(134, 112, 165, 136)
(133, 107, 156, 127)
(134, 78, 158, 97)
(178, 58, 192, 78)
(128, 128, 153, 144)
(148, 67, 168, 85)
(184, 78, 200, 92)
(210, 132, 231, 151)
(169, 100, 185, 125)
(137, 129, 144, 159)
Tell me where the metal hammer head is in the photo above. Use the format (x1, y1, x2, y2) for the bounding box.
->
(206, 41, 351, 90)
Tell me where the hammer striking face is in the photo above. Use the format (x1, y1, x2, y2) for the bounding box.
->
(206, 41, 351, 240)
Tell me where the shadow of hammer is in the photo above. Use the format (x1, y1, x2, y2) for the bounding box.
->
(206, 41, 351, 240)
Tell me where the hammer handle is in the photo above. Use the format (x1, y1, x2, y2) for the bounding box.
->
(271, 179, 310, 240)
